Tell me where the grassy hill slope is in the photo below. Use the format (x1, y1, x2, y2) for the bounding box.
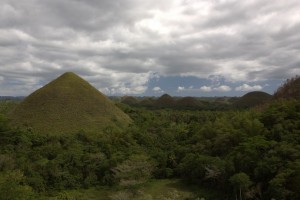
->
(155, 94, 175, 108)
(176, 97, 202, 109)
(234, 91, 272, 108)
(9, 72, 131, 134)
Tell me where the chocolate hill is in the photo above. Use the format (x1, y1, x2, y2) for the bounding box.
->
(176, 97, 202, 109)
(121, 96, 139, 105)
(139, 97, 155, 107)
(155, 94, 175, 108)
(9, 72, 131, 134)
(234, 91, 272, 108)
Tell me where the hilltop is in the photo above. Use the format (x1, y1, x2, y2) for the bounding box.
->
(234, 91, 272, 108)
(121, 96, 139, 106)
(154, 94, 175, 108)
(9, 72, 131, 134)
(176, 96, 202, 109)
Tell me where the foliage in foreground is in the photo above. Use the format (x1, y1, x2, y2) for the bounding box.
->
(0, 99, 299, 199)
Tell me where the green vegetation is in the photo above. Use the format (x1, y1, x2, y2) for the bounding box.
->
(274, 75, 300, 99)
(0, 98, 299, 199)
(0, 73, 299, 199)
(0, 99, 19, 114)
(54, 179, 213, 200)
(9, 72, 131, 134)
(119, 93, 271, 110)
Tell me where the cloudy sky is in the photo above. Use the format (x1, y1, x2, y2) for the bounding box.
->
(1, 0, 300, 97)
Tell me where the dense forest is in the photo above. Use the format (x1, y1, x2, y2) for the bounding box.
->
(0, 97, 299, 199)
(0, 79, 300, 200)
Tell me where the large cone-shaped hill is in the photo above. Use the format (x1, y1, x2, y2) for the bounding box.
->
(176, 97, 202, 109)
(121, 96, 139, 106)
(9, 72, 131, 134)
(234, 91, 272, 108)
(154, 94, 175, 108)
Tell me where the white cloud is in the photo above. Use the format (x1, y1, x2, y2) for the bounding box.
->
(96, 71, 153, 95)
(235, 84, 263, 91)
(200, 86, 212, 92)
(199, 85, 231, 92)
(152, 86, 164, 93)
(213, 85, 232, 92)
(177, 86, 185, 92)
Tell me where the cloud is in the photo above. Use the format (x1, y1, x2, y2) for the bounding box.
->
(214, 85, 232, 92)
(200, 86, 213, 92)
(96, 71, 154, 95)
(0, 0, 299, 95)
(177, 86, 185, 92)
(235, 84, 263, 91)
(152, 86, 164, 93)
(199, 85, 232, 92)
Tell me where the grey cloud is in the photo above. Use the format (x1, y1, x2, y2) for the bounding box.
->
(0, 0, 299, 95)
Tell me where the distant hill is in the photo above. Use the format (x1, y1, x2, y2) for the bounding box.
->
(121, 96, 139, 106)
(176, 97, 202, 109)
(274, 76, 300, 99)
(139, 97, 155, 107)
(234, 91, 272, 108)
(9, 72, 131, 134)
(154, 94, 175, 108)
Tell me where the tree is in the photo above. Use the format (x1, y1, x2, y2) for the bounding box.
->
(229, 172, 252, 200)
(0, 170, 34, 200)
(268, 169, 294, 200)
(112, 155, 155, 187)
(55, 191, 75, 200)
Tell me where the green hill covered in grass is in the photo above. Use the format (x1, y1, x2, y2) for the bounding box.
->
(176, 97, 202, 109)
(9, 72, 131, 134)
(121, 96, 139, 106)
(234, 91, 272, 108)
(154, 94, 175, 108)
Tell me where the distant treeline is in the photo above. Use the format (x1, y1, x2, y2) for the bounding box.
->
(0, 96, 25, 100)
(118, 91, 272, 110)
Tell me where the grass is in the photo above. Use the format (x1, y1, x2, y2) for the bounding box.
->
(142, 179, 223, 200)
(143, 179, 197, 199)
(9, 72, 131, 135)
(0, 100, 19, 114)
(38, 179, 222, 200)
